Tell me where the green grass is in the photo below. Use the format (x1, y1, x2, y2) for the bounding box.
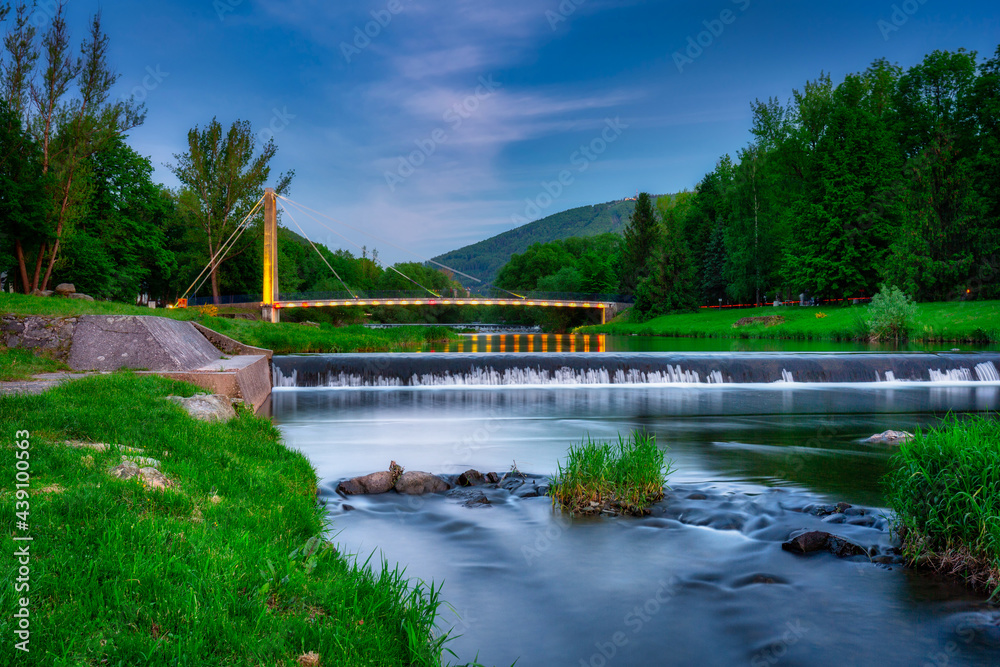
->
(0, 292, 459, 354)
(578, 300, 1000, 342)
(882, 415, 1000, 594)
(549, 431, 673, 516)
(0, 373, 469, 665)
(0, 347, 70, 381)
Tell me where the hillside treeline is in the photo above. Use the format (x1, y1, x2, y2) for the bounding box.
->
(496, 46, 1000, 320)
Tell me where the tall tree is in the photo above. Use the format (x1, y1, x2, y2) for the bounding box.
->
(617, 192, 660, 294)
(170, 118, 293, 301)
(1, 3, 143, 293)
(634, 207, 697, 318)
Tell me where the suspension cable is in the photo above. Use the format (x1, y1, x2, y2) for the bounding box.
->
(277, 197, 440, 297)
(177, 195, 266, 303)
(277, 200, 357, 299)
(277, 195, 482, 283)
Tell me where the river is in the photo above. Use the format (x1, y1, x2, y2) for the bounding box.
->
(270, 336, 1000, 666)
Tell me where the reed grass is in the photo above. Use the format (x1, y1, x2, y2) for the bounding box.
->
(0, 372, 473, 665)
(549, 431, 673, 516)
(882, 415, 1000, 594)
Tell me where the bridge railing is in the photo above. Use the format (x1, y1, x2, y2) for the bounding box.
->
(275, 289, 634, 303)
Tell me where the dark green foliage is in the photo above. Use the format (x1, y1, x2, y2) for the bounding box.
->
(433, 200, 637, 286)
(618, 193, 660, 293)
(633, 204, 698, 319)
(495, 234, 621, 293)
(0, 100, 51, 289)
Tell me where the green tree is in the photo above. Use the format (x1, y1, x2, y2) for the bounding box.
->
(618, 192, 659, 293)
(170, 117, 293, 301)
(1, 4, 143, 293)
(0, 99, 50, 292)
(633, 208, 697, 318)
(58, 136, 176, 300)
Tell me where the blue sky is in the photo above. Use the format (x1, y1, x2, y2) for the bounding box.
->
(48, 0, 1000, 264)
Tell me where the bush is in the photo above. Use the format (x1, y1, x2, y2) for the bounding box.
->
(864, 284, 917, 341)
(549, 431, 673, 515)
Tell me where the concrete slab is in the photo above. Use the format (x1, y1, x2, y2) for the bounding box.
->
(152, 354, 272, 413)
(68, 316, 222, 372)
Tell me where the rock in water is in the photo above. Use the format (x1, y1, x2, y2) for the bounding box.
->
(337, 470, 395, 495)
(782, 530, 868, 558)
(165, 394, 237, 422)
(55, 283, 76, 296)
(865, 430, 913, 444)
(395, 471, 451, 495)
(456, 469, 484, 486)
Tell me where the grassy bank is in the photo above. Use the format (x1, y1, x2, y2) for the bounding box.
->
(577, 300, 1000, 342)
(0, 347, 70, 381)
(883, 415, 1000, 594)
(549, 432, 672, 516)
(0, 293, 459, 354)
(0, 373, 464, 665)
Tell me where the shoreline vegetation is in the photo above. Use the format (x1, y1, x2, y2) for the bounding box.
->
(883, 415, 1000, 595)
(0, 293, 459, 357)
(0, 373, 475, 665)
(577, 299, 1000, 343)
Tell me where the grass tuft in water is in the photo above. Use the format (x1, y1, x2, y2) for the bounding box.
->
(549, 431, 673, 516)
(882, 414, 1000, 595)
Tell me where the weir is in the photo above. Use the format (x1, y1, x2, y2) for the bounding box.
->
(272, 352, 1000, 388)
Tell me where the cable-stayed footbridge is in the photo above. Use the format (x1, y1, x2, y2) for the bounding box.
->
(178, 189, 633, 324)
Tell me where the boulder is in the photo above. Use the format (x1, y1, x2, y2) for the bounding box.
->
(456, 469, 484, 486)
(69, 293, 95, 301)
(337, 470, 395, 495)
(484, 472, 500, 484)
(782, 530, 869, 558)
(30, 289, 53, 297)
(166, 394, 236, 422)
(107, 462, 172, 489)
(55, 283, 76, 296)
(395, 471, 451, 495)
(865, 430, 914, 444)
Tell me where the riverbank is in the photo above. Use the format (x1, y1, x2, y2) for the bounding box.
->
(884, 415, 1000, 594)
(0, 293, 460, 355)
(0, 372, 466, 664)
(576, 300, 1000, 342)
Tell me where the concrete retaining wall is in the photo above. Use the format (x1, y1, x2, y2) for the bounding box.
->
(1, 315, 78, 360)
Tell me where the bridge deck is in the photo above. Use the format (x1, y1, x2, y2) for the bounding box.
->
(274, 297, 610, 310)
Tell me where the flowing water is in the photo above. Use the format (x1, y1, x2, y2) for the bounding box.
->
(270, 341, 1000, 666)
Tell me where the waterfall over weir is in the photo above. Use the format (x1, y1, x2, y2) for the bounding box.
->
(272, 352, 1000, 388)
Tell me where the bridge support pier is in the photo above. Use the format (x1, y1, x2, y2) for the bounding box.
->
(261, 305, 280, 324)
(262, 188, 279, 323)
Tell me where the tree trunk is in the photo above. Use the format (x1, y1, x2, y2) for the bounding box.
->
(31, 242, 46, 292)
(210, 264, 220, 305)
(15, 240, 31, 295)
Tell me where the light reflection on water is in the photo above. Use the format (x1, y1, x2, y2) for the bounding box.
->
(420, 333, 1000, 354)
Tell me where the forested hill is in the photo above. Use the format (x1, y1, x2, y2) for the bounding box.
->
(431, 199, 639, 285)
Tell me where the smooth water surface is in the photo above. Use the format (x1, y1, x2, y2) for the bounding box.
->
(271, 356, 1000, 666)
